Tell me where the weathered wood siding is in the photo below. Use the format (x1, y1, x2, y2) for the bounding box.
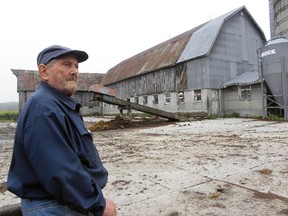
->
(107, 63, 188, 99)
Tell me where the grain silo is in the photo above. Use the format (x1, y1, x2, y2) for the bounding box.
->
(259, 37, 288, 119)
(269, 0, 288, 38)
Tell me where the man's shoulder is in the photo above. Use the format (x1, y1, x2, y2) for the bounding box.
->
(22, 92, 59, 115)
(29, 91, 56, 105)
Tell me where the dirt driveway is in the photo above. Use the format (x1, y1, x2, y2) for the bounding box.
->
(1, 117, 288, 215)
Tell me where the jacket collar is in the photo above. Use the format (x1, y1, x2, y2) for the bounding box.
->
(38, 81, 81, 112)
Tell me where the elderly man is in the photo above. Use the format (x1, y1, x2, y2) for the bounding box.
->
(7, 45, 116, 216)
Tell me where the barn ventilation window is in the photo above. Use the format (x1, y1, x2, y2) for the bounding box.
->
(153, 95, 158, 104)
(143, 96, 148, 105)
(164, 93, 171, 104)
(135, 96, 139, 104)
(239, 85, 251, 101)
(178, 92, 184, 103)
(194, 90, 202, 102)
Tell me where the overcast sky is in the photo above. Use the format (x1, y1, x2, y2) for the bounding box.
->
(0, 0, 270, 103)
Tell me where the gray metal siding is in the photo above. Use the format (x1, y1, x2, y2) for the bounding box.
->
(177, 7, 243, 63)
(185, 11, 263, 90)
(186, 58, 209, 90)
(212, 12, 262, 65)
(209, 58, 232, 87)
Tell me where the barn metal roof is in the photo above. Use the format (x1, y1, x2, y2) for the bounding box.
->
(177, 7, 242, 62)
(101, 5, 264, 86)
(100, 25, 204, 85)
(222, 71, 261, 88)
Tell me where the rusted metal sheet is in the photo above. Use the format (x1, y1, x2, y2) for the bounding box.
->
(91, 93, 179, 121)
(89, 84, 117, 96)
(100, 26, 203, 86)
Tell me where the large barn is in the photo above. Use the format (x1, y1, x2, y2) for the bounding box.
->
(99, 6, 267, 117)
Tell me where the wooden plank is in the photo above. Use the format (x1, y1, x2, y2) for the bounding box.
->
(92, 93, 179, 121)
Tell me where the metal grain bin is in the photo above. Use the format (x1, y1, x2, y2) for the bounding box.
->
(269, 0, 288, 38)
(274, 0, 288, 37)
(259, 37, 288, 106)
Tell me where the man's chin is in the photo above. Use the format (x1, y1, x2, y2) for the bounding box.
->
(65, 83, 77, 97)
(65, 89, 77, 97)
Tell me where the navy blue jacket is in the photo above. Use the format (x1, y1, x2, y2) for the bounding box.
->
(7, 81, 108, 214)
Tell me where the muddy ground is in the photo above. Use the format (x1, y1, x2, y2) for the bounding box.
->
(0, 117, 288, 216)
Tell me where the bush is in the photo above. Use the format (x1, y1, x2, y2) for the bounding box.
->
(230, 112, 240, 118)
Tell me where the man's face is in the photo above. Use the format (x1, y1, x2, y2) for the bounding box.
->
(41, 55, 79, 97)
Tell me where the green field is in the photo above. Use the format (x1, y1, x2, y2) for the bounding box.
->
(0, 110, 19, 121)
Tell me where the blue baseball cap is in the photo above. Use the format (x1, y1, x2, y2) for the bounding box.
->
(37, 45, 89, 66)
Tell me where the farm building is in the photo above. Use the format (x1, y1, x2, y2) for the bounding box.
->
(12, 69, 104, 114)
(99, 6, 267, 117)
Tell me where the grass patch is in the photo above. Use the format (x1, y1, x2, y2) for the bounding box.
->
(265, 114, 284, 121)
(225, 112, 240, 118)
(177, 112, 208, 119)
(0, 110, 19, 122)
(207, 112, 240, 119)
(207, 114, 221, 119)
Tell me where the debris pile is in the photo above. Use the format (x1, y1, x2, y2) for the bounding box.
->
(87, 115, 173, 132)
(88, 115, 132, 131)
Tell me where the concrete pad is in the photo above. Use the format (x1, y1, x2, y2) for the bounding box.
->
(115, 180, 288, 216)
(225, 160, 288, 198)
(1, 118, 288, 216)
(104, 162, 209, 206)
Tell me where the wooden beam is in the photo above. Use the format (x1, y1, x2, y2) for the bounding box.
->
(92, 93, 179, 121)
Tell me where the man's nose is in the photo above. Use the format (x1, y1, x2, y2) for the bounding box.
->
(71, 66, 79, 75)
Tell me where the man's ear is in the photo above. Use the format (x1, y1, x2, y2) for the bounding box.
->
(38, 64, 49, 81)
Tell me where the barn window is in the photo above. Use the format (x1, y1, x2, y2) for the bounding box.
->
(164, 93, 171, 104)
(178, 92, 185, 103)
(194, 90, 202, 102)
(153, 95, 158, 104)
(239, 85, 251, 101)
(143, 96, 148, 105)
(135, 96, 139, 104)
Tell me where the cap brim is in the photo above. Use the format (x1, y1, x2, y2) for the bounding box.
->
(37, 45, 89, 66)
(63, 50, 89, 63)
